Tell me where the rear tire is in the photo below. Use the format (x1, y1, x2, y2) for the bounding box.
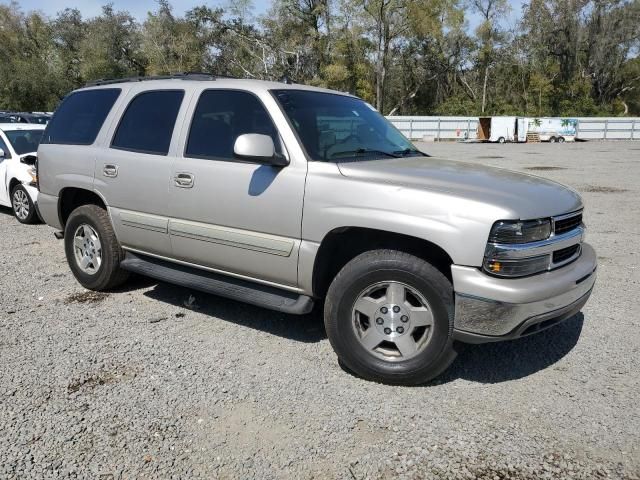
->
(549, 136, 557, 143)
(557, 136, 565, 143)
(324, 250, 456, 385)
(497, 137, 506, 144)
(64, 204, 129, 291)
(11, 184, 38, 224)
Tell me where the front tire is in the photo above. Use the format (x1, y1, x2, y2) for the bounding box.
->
(64, 204, 129, 291)
(11, 184, 38, 224)
(324, 250, 456, 385)
(497, 136, 506, 144)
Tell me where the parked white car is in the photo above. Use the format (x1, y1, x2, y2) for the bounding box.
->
(0, 124, 45, 223)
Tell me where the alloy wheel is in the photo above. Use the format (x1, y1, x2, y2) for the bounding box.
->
(73, 224, 103, 275)
(351, 281, 435, 361)
(12, 188, 30, 221)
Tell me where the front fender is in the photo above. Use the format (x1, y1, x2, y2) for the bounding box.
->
(302, 162, 507, 267)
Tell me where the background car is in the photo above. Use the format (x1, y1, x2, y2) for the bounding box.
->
(0, 123, 45, 223)
(0, 114, 17, 123)
(11, 112, 51, 125)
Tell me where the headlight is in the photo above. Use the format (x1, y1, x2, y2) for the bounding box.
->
(483, 255, 550, 277)
(27, 167, 37, 185)
(488, 219, 551, 244)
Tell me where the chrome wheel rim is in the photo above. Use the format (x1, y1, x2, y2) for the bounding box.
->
(12, 189, 29, 220)
(73, 224, 102, 275)
(351, 281, 434, 362)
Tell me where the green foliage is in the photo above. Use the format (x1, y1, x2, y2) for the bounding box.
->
(0, 0, 638, 116)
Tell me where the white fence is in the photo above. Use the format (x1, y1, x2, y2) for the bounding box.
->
(387, 116, 640, 141)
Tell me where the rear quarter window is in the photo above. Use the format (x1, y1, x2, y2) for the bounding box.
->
(42, 88, 121, 145)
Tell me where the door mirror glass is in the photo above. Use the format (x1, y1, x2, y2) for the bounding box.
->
(233, 134, 288, 166)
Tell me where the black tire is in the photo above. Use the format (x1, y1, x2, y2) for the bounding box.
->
(324, 250, 457, 385)
(64, 204, 129, 291)
(11, 184, 38, 224)
(557, 136, 565, 143)
(497, 137, 506, 144)
(549, 136, 557, 143)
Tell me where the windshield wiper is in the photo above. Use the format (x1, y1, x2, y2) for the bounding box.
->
(329, 148, 400, 159)
(393, 148, 429, 157)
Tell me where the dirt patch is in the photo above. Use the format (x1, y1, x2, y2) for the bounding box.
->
(476, 155, 504, 159)
(525, 166, 567, 171)
(64, 291, 109, 304)
(67, 367, 137, 394)
(581, 185, 629, 193)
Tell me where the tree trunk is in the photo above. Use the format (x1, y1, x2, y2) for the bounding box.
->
(481, 65, 489, 113)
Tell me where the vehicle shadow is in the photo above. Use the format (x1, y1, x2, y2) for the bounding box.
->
(436, 313, 585, 385)
(0, 205, 13, 216)
(136, 279, 584, 379)
(142, 281, 327, 344)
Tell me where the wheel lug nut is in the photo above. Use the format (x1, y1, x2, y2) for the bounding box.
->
(376, 318, 384, 325)
(384, 328, 392, 335)
(401, 315, 408, 322)
(393, 306, 401, 313)
(396, 326, 404, 334)
(380, 307, 388, 314)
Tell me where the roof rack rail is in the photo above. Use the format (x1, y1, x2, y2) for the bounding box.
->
(85, 72, 238, 87)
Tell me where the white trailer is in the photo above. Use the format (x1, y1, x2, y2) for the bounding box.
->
(526, 118, 577, 142)
(477, 117, 528, 143)
(477, 116, 577, 143)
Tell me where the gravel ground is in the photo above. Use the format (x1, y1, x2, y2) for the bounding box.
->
(1, 141, 639, 479)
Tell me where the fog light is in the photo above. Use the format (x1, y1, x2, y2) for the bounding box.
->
(483, 255, 550, 277)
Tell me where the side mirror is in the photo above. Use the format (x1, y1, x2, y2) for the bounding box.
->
(0, 148, 4, 159)
(21, 154, 37, 166)
(233, 134, 288, 167)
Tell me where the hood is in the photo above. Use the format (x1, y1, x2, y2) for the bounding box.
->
(336, 156, 582, 220)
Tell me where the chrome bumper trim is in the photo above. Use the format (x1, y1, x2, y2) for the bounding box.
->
(453, 243, 597, 338)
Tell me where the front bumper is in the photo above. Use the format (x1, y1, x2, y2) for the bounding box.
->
(452, 242, 597, 343)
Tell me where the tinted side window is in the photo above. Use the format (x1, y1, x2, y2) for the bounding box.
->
(42, 89, 121, 145)
(111, 90, 184, 156)
(186, 90, 281, 160)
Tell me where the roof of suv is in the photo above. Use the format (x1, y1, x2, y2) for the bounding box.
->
(80, 75, 354, 98)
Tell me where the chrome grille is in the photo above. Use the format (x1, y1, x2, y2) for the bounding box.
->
(554, 212, 583, 235)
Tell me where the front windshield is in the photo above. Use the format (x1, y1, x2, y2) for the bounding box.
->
(272, 89, 421, 161)
(5, 130, 43, 155)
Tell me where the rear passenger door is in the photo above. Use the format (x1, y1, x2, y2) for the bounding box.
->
(95, 89, 187, 257)
(168, 89, 306, 288)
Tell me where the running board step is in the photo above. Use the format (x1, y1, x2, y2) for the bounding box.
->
(120, 252, 314, 315)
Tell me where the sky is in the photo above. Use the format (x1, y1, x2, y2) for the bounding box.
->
(8, 0, 271, 19)
(7, 0, 525, 30)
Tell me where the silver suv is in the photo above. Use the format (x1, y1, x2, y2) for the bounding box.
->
(37, 74, 596, 384)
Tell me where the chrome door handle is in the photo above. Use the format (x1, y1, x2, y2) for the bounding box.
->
(174, 173, 194, 188)
(103, 164, 118, 178)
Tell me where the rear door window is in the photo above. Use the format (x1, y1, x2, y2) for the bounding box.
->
(42, 88, 121, 145)
(111, 90, 184, 156)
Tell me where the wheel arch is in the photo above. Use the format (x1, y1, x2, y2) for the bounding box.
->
(8, 177, 21, 194)
(58, 187, 108, 228)
(311, 227, 454, 298)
